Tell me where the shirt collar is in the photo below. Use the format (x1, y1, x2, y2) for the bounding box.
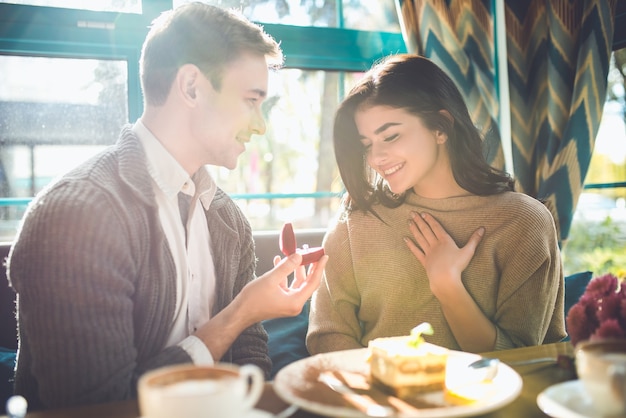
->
(132, 120, 217, 209)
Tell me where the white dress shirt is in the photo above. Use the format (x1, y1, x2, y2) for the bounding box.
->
(133, 121, 217, 365)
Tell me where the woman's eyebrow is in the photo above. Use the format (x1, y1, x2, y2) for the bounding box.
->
(374, 122, 400, 135)
(358, 122, 401, 140)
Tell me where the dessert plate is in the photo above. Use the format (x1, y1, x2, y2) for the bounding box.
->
(536, 380, 598, 418)
(274, 348, 522, 418)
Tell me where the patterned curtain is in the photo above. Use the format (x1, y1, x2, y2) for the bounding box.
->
(395, 0, 616, 244)
(395, 0, 505, 169)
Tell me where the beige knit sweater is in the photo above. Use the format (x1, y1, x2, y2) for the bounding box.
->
(306, 191, 566, 354)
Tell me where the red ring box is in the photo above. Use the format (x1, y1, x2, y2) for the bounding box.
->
(279, 223, 325, 265)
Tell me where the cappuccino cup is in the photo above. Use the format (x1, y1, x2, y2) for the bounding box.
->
(575, 339, 626, 416)
(138, 363, 264, 418)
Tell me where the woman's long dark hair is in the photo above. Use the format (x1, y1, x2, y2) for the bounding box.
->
(334, 54, 515, 215)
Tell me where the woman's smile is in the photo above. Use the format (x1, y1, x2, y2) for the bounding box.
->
(381, 162, 405, 177)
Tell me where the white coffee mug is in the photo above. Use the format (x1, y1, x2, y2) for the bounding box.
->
(138, 363, 264, 418)
(575, 339, 626, 416)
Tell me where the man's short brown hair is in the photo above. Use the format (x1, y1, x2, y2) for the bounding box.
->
(140, 2, 283, 106)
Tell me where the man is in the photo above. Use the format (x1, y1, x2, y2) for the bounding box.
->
(7, 2, 328, 411)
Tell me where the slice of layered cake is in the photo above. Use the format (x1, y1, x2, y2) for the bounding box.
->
(368, 323, 448, 398)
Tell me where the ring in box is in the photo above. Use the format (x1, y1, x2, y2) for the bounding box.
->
(279, 223, 325, 265)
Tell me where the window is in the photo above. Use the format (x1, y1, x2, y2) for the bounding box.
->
(173, 0, 400, 31)
(0, 55, 128, 240)
(0, 0, 405, 240)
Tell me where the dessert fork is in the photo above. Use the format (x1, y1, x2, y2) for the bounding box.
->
(318, 372, 394, 417)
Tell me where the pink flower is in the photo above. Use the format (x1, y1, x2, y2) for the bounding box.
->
(566, 273, 626, 346)
(566, 302, 595, 344)
(585, 273, 618, 296)
(593, 319, 626, 340)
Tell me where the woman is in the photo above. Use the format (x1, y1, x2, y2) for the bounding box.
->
(306, 54, 565, 354)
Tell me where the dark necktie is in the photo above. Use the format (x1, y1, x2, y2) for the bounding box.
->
(178, 191, 192, 229)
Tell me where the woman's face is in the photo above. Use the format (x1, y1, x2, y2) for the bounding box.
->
(355, 105, 451, 197)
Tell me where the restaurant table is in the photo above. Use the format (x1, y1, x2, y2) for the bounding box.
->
(3, 341, 575, 418)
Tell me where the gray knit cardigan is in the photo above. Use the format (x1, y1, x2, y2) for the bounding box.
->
(7, 126, 270, 410)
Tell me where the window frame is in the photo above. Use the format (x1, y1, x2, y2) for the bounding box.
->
(0, 1, 406, 120)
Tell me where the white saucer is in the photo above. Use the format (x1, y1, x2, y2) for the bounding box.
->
(536, 380, 601, 418)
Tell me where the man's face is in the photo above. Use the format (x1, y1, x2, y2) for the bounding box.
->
(189, 52, 269, 170)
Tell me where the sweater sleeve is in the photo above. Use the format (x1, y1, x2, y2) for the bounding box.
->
(492, 202, 566, 349)
(306, 220, 364, 354)
(8, 183, 190, 410)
